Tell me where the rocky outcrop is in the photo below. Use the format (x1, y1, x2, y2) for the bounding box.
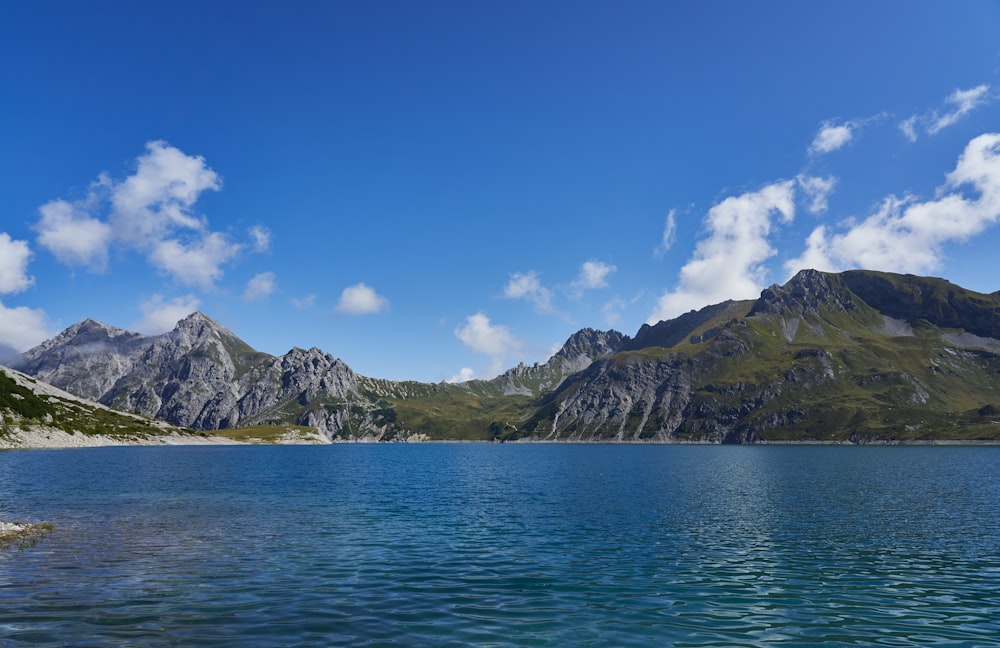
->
(750, 269, 860, 318)
(487, 328, 629, 396)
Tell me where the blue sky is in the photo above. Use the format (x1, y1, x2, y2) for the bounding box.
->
(2, 1, 1000, 382)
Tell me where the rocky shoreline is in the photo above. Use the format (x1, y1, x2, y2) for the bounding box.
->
(0, 426, 243, 450)
(5, 429, 1000, 450)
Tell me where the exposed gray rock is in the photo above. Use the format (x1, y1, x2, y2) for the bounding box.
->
(14, 313, 374, 439)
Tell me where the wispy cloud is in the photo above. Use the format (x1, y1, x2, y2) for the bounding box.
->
(290, 294, 317, 309)
(786, 132, 1000, 276)
(454, 312, 521, 377)
(336, 282, 389, 315)
(135, 293, 201, 335)
(809, 114, 888, 155)
(571, 260, 616, 293)
(243, 272, 277, 301)
(900, 85, 993, 142)
(249, 226, 271, 253)
(797, 175, 837, 214)
(647, 180, 795, 324)
(503, 271, 554, 312)
(602, 297, 625, 328)
(655, 210, 677, 256)
(33, 141, 265, 289)
(810, 122, 854, 155)
(149, 233, 242, 290)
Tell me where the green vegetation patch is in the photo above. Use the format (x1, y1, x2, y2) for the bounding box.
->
(209, 424, 320, 443)
(0, 373, 55, 421)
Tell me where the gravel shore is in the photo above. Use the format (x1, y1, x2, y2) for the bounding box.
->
(0, 426, 242, 450)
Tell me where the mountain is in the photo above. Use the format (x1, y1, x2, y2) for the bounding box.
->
(12, 312, 625, 441)
(0, 364, 195, 448)
(14, 313, 363, 440)
(516, 270, 1000, 443)
(11, 270, 1000, 443)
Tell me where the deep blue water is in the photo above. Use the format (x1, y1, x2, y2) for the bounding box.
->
(1, 444, 999, 646)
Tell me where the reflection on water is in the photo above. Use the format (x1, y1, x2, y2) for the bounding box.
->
(1, 444, 999, 646)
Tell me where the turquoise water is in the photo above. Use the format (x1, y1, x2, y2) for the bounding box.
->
(1, 444, 999, 646)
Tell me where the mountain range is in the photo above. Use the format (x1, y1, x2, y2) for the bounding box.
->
(7, 269, 1000, 443)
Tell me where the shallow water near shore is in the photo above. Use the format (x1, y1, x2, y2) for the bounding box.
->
(2, 444, 999, 646)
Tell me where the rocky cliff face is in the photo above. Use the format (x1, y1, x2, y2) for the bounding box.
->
(16, 318, 146, 401)
(15, 313, 374, 440)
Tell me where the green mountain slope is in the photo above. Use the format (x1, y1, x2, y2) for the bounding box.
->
(517, 270, 1000, 443)
(0, 366, 197, 447)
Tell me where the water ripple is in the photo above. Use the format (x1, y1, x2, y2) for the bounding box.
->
(2, 445, 999, 646)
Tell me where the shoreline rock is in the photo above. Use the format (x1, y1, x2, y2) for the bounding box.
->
(0, 426, 243, 450)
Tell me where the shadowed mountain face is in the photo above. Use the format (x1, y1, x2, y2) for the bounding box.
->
(12, 270, 1000, 443)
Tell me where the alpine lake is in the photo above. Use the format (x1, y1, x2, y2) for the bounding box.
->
(1, 443, 998, 646)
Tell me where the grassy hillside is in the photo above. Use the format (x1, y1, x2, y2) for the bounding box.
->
(0, 367, 193, 444)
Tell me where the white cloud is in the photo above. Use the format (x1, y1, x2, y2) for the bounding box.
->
(786, 132, 1000, 276)
(900, 85, 993, 141)
(249, 225, 271, 253)
(336, 282, 389, 315)
(929, 85, 992, 135)
(810, 122, 854, 155)
(34, 199, 113, 270)
(454, 312, 521, 377)
(503, 271, 553, 312)
(134, 294, 201, 335)
(647, 180, 796, 324)
(244, 272, 277, 301)
(655, 210, 677, 256)
(149, 233, 242, 289)
(899, 116, 919, 143)
(447, 367, 475, 384)
(572, 260, 616, 291)
(797, 175, 837, 214)
(0, 300, 50, 351)
(291, 294, 317, 309)
(0, 233, 34, 295)
(110, 140, 220, 246)
(33, 141, 239, 288)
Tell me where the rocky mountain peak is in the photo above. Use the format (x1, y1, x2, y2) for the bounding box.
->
(171, 311, 229, 340)
(552, 328, 628, 373)
(749, 269, 857, 318)
(58, 317, 136, 345)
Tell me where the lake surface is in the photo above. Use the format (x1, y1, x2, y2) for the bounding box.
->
(1, 444, 999, 646)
